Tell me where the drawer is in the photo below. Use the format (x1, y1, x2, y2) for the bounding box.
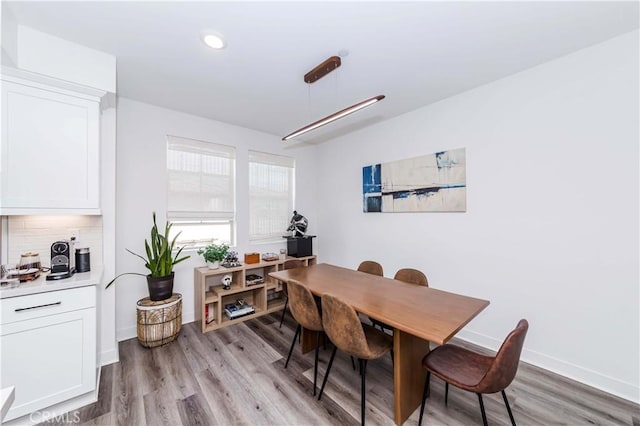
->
(1, 285, 95, 325)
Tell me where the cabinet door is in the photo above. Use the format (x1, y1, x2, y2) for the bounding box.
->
(0, 79, 100, 214)
(0, 307, 97, 421)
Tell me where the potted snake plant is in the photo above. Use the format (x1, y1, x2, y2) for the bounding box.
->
(106, 212, 190, 301)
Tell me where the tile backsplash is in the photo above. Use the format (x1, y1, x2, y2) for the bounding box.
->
(7, 216, 103, 269)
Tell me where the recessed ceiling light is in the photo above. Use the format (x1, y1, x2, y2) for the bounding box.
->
(202, 33, 225, 49)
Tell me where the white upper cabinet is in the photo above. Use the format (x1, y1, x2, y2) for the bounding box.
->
(1, 71, 104, 215)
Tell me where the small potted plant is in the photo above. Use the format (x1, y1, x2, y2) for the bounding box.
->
(198, 242, 229, 269)
(105, 212, 190, 301)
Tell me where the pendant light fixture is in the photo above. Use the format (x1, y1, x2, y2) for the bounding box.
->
(282, 56, 385, 141)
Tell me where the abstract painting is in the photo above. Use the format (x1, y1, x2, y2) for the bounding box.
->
(363, 148, 466, 212)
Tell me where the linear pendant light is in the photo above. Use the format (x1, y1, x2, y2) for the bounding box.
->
(282, 95, 385, 141)
(282, 55, 385, 141)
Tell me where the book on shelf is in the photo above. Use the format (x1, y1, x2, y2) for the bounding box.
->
(205, 303, 215, 324)
(224, 301, 255, 319)
(245, 273, 264, 286)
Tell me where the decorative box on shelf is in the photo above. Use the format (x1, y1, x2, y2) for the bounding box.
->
(262, 252, 279, 261)
(284, 235, 316, 257)
(244, 252, 259, 264)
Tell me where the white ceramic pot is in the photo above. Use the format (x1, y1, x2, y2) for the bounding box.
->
(207, 260, 220, 269)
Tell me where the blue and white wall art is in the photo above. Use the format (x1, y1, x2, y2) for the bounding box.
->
(363, 148, 466, 212)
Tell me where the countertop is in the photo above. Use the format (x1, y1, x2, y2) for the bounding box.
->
(0, 268, 102, 299)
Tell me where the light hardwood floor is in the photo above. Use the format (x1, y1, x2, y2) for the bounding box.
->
(46, 313, 638, 425)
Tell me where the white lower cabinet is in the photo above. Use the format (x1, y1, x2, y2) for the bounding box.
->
(0, 286, 96, 422)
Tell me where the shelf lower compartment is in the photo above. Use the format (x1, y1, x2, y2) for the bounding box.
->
(266, 299, 286, 313)
(203, 320, 218, 332)
(222, 307, 264, 324)
(200, 304, 284, 331)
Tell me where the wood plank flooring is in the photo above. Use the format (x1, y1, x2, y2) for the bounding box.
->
(43, 313, 639, 425)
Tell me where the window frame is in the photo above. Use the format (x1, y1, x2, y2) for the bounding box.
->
(248, 150, 295, 244)
(166, 135, 236, 248)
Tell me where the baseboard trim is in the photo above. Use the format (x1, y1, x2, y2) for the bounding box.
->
(100, 348, 119, 366)
(116, 325, 137, 342)
(456, 329, 639, 404)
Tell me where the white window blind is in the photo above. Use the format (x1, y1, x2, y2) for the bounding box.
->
(249, 151, 295, 243)
(167, 136, 235, 245)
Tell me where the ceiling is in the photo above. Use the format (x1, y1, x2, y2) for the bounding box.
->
(4, 1, 639, 144)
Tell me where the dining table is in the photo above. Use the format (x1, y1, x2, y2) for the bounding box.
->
(269, 262, 490, 425)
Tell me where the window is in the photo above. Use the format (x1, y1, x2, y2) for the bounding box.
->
(167, 136, 235, 247)
(249, 151, 295, 243)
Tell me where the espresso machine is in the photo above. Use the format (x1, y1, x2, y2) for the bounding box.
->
(46, 240, 76, 280)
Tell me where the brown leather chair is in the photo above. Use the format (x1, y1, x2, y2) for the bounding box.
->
(418, 319, 529, 426)
(394, 268, 428, 286)
(279, 259, 306, 328)
(357, 260, 383, 276)
(283, 279, 324, 396)
(318, 293, 393, 425)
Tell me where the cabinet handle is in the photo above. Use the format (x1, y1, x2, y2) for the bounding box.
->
(15, 301, 62, 312)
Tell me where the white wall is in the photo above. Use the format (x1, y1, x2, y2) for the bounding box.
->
(315, 30, 639, 402)
(114, 98, 318, 340)
(1, 4, 18, 66)
(15, 26, 116, 92)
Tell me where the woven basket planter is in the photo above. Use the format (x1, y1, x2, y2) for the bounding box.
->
(136, 293, 182, 348)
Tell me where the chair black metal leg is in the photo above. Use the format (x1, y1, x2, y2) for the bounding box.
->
(284, 324, 300, 368)
(502, 390, 516, 426)
(318, 346, 337, 400)
(279, 297, 288, 328)
(445, 382, 449, 405)
(418, 371, 431, 426)
(351, 356, 356, 370)
(313, 331, 320, 396)
(477, 393, 488, 426)
(359, 359, 368, 426)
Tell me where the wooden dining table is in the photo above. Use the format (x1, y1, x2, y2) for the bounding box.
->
(269, 263, 490, 425)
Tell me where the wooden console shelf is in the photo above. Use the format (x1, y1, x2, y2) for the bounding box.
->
(194, 255, 316, 333)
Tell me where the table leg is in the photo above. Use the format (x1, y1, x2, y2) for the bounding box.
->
(394, 330, 429, 425)
(300, 327, 318, 354)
